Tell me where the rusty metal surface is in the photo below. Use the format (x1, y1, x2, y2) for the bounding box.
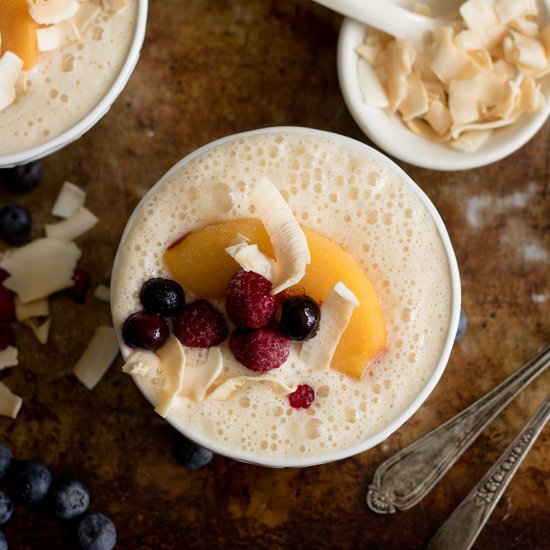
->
(0, 1, 548, 548)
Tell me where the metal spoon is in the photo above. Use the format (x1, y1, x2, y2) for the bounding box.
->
(366, 344, 550, 513)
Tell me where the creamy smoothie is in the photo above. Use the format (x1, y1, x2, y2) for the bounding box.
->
(0, 0, 139, 156)
(111, 129, 456, 463)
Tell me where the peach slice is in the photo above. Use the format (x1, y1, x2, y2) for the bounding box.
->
(0, 0, 39, 70)
(163, 219, 387, 379)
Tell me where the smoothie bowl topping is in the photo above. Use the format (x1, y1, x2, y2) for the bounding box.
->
(120, 176, 388, 419)
(0, 0, 128, 112)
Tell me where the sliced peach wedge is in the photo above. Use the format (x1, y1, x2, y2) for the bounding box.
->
(0, 0, 39, 70)
(163, 219, 387, 379)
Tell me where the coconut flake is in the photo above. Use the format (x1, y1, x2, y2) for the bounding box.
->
(122, 349, 162, 376)
(0, 382, 22, 419)
(93, 284, 110, 302)
(37, 19, 80, 52)
(209, 375, 296, 401)
(15, 296, 49, 322)
(0, 52, 24, 112)
(45, 207, 98, 240)
(29, 0, 80, 25)
(102, 0, 128, 14)
(225, 234, 276, 281)
(73, 2, 102, 32)
(0, 346, 18, 370)
(250, 177, 310, 294)
(0, 238, 81, 303)
(155, 335, 185, 418)
(51, 181, 86, 219)
(181, 347, 224, 402)
(22, 317, 50, 344)
(73, 326, 120, 390)
(301, 282, 359, 372)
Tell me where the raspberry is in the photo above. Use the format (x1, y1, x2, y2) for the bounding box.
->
(174, 299, 227, 348)
(0, 323, 15, 351)
(225, 269, 276, 329)
(0, 286, 15, 322)
(288, 384, 315, 409)
(68, 268, 92, 304)
(229, 328, 289, 372)
(0, 270, 10, 284)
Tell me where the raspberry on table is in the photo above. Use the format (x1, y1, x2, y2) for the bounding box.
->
(174, 299, 228, 348)
(225, 269, 277, 329)
(229, 328, 290, 372)
(0, 286, 15, 323)
(68, 268, 92, 304)
(288, 384, 315, 409)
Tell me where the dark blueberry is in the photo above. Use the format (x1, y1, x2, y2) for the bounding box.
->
(0, 531, 6, 550)
(455, 309, 468, 341)
(10, 459, 52, 506)
(122, 311, 169, 351)
(140, 278, 185, 316)
(0, 205, 32, 245)
(68, 269, 92, 304)
(51, 479, 90, 520)
(0, 492, 13, 526)
(0, 161, 43, 193)
(0, 445, 13, 481)
(76, 512, 117, 550)
(173, 433, 213, 469)
(279, 295, 321, 341)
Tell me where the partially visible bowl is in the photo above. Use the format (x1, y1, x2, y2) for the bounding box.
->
(337, 3, 550, 171)
(0, 0, 148, 168)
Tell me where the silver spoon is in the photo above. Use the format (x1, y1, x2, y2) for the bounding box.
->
(366, 344, 550, 513)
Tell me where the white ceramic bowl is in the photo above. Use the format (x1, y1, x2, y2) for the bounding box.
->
(111, 127, 461, 468)
(337, 2, 550, 171)
(0, 0, 148, 168)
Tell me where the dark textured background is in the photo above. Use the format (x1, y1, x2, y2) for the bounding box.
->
(0, 1, 549, 548)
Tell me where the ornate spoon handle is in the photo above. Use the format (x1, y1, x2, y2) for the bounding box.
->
(426, 395, 550, 550)
(367, 344, 550, 513)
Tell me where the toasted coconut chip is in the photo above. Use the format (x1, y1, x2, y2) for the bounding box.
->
(93, 284, 110, 302)
(103, 0, 128, 13)
(399, 71, 429, 121)
(382, 39, 416, 112)
(424, 99, 452, 135)
(301, 282, 359, 373)
(0, 382, 22, 419)
(250, 177, 310, 295)
(1, 238, 81, 303)
(52, 181, 86, 218)
(357, 58, 389, 108)
(29, 0, 80, 25)
(37, 19, 80, 52)
(15, 296, 49, 321)
(504, 31, 548, 72)
(495, 0, 538, 24)
(73, 326, 120, 390)
(122, 349, 162, 376)
(180, 347, 224, 402)
(0, 346, 18, 370)
(45, 207, 98, 241)
(16, 71, 28, 93)
(22, 317, 50, 344)
(73, 2, 102, 32)
(225, 234, 276, 281)
(155, 335, 185, 418)
(450, 129, 492, 151)
(209, 375, 296, 401)
(0, 52, 24, 112)
(451, 114, 521, 139)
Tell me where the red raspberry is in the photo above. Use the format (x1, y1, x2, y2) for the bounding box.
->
(229, 328, 289, 372)
(0, 322, 15, 350)
(0, 269, 10, 283)
(0, 285, 15, 322)
(225, 269, 276, 329)
(68, 268, 91, 303)
(174, 299, 228, 348)
(288, 384, 315, 409)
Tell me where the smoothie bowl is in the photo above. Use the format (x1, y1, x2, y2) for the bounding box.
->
(0, 0, 147, 167)
(111, 127, 461, 468)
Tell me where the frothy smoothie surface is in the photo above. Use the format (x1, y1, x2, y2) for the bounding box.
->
(111, 131, 453, 461)
(0, 1, 137, 155)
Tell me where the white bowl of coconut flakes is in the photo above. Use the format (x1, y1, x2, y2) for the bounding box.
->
(337, 0, 550, 170)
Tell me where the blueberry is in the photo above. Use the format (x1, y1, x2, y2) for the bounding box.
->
(0, 445, 13, 481)
(455, 309, 468, 341)
(140, 278, 185, 316)
(122, 311, 169, 351)
(173, 433, 213, 469)
(75, 512, 117, 550)
(0, 205, 32, 245)
(51, 479, 90, 520)
(0, 492, 13, 526)
(0, 161, 43, 193)
(279, 296, 321, 341)
(10, 460, 52, 506)
(0, 531, 6, 550)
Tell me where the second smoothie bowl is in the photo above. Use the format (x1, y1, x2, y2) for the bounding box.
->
(111, 127, 461, 468)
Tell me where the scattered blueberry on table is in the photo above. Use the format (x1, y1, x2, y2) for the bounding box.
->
(173, 433, 214, 469)
(10, 459, 52, 506)
(0, 445, 13, 480)
(0, 531, 7, 550)
(0, 161, 43, 193)
(0, 492, 13, 525)
(0, 204, 32, 244)
(51, 479, 91, 520)
(75, 512, 117, 550)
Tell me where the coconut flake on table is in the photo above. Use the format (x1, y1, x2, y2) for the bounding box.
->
(0, 382, 22, 419)
(51, 181, 87, 219)
(0, 346, 18, 371)
(73, 326, 120, 390)
(45, 207, 98, 241)
(22, 317, 51, 345)
(93, 284, 111, 302)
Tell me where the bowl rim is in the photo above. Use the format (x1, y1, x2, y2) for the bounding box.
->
(111, 126, 462, 468)
(0, 0, 149, 168)
(337, 14, 550, 171)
